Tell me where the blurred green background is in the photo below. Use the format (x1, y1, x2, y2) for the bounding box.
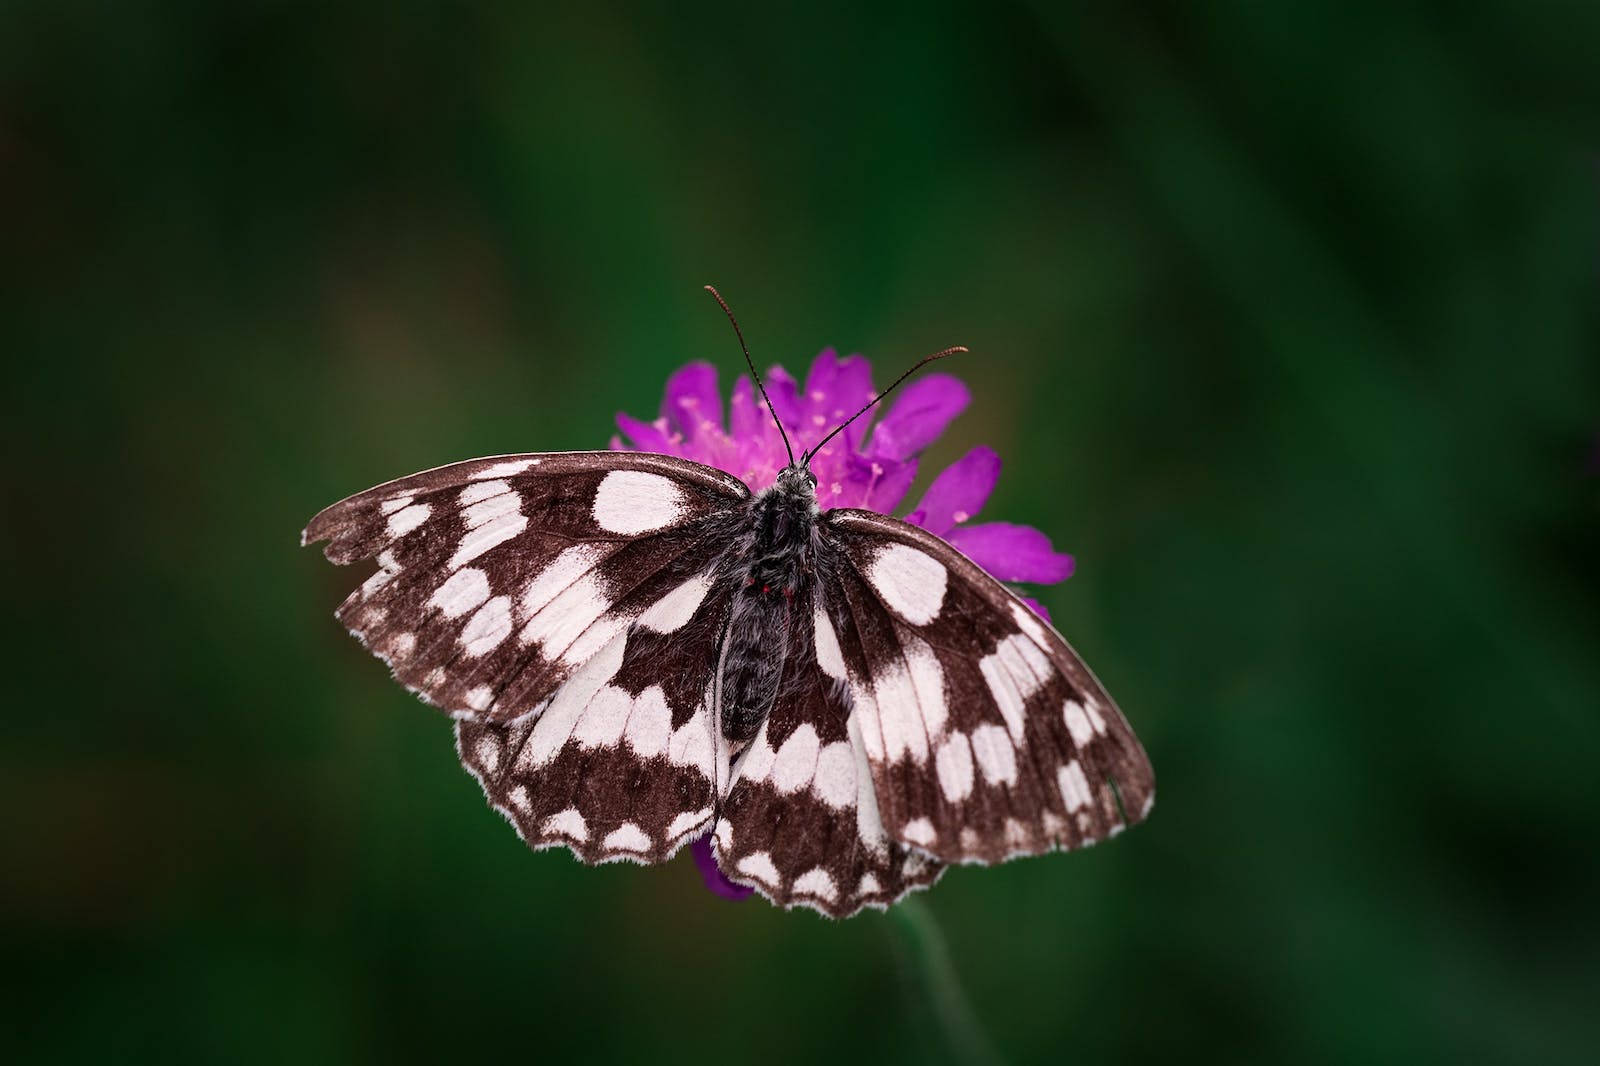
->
(5, 3, 1598, 1063)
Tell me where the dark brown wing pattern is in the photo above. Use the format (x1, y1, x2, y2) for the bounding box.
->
(302, 451, 749, 722)
(818, 509, 1155, 865)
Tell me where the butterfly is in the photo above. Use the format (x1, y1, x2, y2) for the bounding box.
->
(302, 286, 1155, 917)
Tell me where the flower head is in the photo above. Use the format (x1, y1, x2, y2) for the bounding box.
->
(611, 349, 1075, 904)
(612, 349, 1074, 590)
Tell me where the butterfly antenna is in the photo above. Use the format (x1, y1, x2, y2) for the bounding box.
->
(802, 345, 968, 463)
(704, 284, 795, 467)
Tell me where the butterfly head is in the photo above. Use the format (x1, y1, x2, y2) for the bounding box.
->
(774, 463, 819, 502)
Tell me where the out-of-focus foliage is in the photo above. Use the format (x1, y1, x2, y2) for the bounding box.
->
(3, 3, 1597, 1064)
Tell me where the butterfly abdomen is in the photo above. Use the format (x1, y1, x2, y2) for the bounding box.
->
(720, 466, 820, 743)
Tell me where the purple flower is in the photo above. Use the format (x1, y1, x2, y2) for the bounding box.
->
(612, 350, 1075, 588)
(611, 349, 1075, 902)
(691, 837, 754, 900)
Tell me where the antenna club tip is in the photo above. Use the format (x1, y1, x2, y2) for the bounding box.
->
(930, 345, 969, 361)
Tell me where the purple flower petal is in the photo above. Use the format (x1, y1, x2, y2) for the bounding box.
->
(946, 522, 1076, 584)
(1019, 596, 1052, 622)
(661, 362, 723, 440)
(728, 374, 763, 442)
(863, 456, 918, 514)
(865, 374, 969, 460)
(763, 364, 804, 435)
(615, 411, 674, 453)
(691, 836, 753, 901)
(910, 446, 1000, 535)
(802, 349, 876, 450)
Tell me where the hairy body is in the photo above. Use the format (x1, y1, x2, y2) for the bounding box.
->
(719, 465, 822, 742)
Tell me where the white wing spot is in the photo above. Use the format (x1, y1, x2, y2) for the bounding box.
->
(771, 724, 822, 794)
(571, 685, 633, 749)
(637, 573, 713, 633)
(811, 741, 856, 809)
(1063, 700, 1095, 747)
(793, 868, 838, 903)
(388, 632, 415, 659)
(668, 717, 714, 774)
(379, 495, 413, 515)
(737, 723, 777, 785)
(978, 654, 1027, 742)
(592, 470, 685, 534)
(935, 733, 975, 802)
(995, 634, 1049, 699)
(1058, 760, 1093, 812)
(1011, 601, 1049, 645)
(430, 567, 490, 619)
(522, 545, 608, 618)
(462, 491, 520, 528)
(970, 723, 1018, 786)
(451, 511, 528, 569)
(873, 659, 927, 764)
(736, 851, 781, 885)
(866, 543, 948, 625)
(667, 808, 713, 842)
(560, 609, 635, 666)
(460, 596, 513, 657)
(473, 734, 500, 773)
(521, 572, 610, 658)
(850, 676, 883, 762)
(904, 636, 948, 739)
(542, 808, 588, 842)
(603, 822, 653, 854)
(623, 685, 672, 758)
(813, 607, 846, 681)
(1084, 696, 1108, 735)
(848, 714, 890, 851)
(465, 686, 494, 712)
(858, 873, 882, 895)
(508, 786, 531, 811)
(901, 817, 937, 847)
(459, 480, 511, 507)
(474, 459, 535, 479)
(518, 635, 628, 769)
(386, 502, 431, 537)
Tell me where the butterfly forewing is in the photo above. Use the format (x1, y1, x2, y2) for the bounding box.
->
(823, 509, 1156, 863)
(301, 451, 750, 721)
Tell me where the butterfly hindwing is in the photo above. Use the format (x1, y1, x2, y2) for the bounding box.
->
(301, 451, 750, 722)
(711, 583, 945, 916)
(455, 574, 736, 865)
(822, 509, 1156, 863)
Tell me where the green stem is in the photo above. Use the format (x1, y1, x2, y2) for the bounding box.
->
(888, 897, 1006, 1066)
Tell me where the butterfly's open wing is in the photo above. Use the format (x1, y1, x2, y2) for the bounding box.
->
(711, 584, 945, 917)
(821, 509, 1155, 864)
(453, 574, 737, 865)
(304, 450, 752, 866)
(302, 451, 749, 722)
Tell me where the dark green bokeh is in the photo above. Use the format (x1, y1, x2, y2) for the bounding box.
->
(5, 4, 1597, 1064)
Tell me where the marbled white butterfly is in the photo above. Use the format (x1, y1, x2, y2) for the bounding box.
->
(302, 287, 1155, 917)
